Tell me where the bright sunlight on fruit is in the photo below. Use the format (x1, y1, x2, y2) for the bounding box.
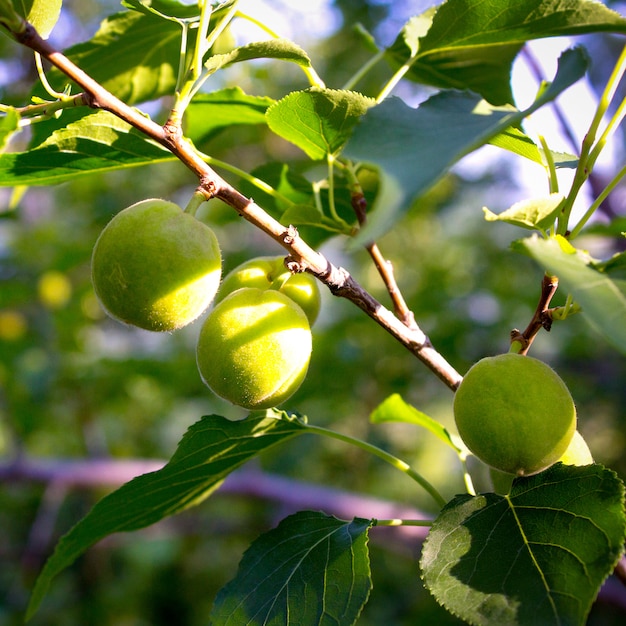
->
(91, 199, 222, 332)
(196, 287, 312, 410)
(216, 255, 321, 325)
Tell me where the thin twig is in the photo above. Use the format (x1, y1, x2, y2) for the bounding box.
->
(11, 21, 463, 390)
(351, 190, 418, 330)
(510, 273, 559, 354)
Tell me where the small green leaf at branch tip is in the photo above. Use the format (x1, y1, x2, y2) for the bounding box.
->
(517, 234, 626, 356)
(370, 393, 463, 454)
(483, 193, 565, 233)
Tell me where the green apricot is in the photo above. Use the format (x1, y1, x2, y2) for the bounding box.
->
(558, 430, 594, 465)
(216, 256, 321, 325)
(454, 353, 576, 476)
(91, 199, 222, 332)
(489, 430, 593, 495)
(196, 287, 312, 409)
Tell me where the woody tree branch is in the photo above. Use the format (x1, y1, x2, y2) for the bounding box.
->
(7, 20, 462, 390)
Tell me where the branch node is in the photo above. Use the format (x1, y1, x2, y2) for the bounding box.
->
(282, 225, 299, 246)
(199, 175, 218, 198)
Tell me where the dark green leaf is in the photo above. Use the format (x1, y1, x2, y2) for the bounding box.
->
(421, 463, 626, 626)
(388, 0, 626, 104)
(483, 193, 565, 232)
(344, 47, 588, 243)
(518, 235, 626, 354)
(371, 393, 462, 452)
(267, 88, 375, 160)
(237, 162, 314, 216)
(204, 38, 313, 75)
(26, 411, 307, 620)
(210, 511, 373, 626)
(184, 87, 274, 144)
(0, 110, 173, 186)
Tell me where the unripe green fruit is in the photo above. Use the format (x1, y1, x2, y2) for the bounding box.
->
(196, 287, 312, 409)
(216, 256, 321, 325)
(454, 353, 576, 476)
(489, 430, 593, 494)
(91, 199, 222, 332)
(558, 430, 593, 466)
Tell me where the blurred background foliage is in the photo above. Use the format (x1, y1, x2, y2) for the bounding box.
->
(1, 0, 626, 624)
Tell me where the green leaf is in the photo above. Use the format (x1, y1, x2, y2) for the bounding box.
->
(483, 193, 565, 232)
(370, 393, 463, 453)
(238, 162, 314, 217)
(204, 38, 313, 75)
(210, 511, 373, 626)
(13, 0, 61, 37)
(0, 110, 173, 186)
(184, 87, 274, 144)
(488, 128, 544, 165)
(519, 235, 626, 354)
(280, 203, 325, 228)
(27, 411, 307, 620)
(266, 87, 375, 160)
(121, 0, 202, 20)
(0, 107, 20, 151)
(44, 10, 185, 105)
(421, 463, 626, 626)
(388, 0, 626, 105)
(344, 47, 588, 243)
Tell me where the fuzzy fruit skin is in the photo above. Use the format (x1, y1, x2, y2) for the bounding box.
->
(454, 353, 576, 476)
(216, 256, 321, 325)
(91, 199, 222, 332)
(196, 287, 312, 409)
(489, 430, 593, 494)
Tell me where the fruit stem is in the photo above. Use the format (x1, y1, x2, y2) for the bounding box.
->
(184, 190, 207, 216)
(375, 518, 433, 527)
(303, 424, 448, 509)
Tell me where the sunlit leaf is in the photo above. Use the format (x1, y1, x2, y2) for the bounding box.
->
(211, 511, 373, 626)
(121, 0, 202, 20)
(43, 10, 185, 105)
(518, 235, 626, 354)
(421, 463, 626, 626)
(267, 88, 375, 160)
(387, 0, 626, 104)
(0, 110, 173, 186)
(371, 393, 462, 452)
(13, 0, 61, 37)
(0, 107, 20, 151)
(185, 87, 274, 144)
(204, 38, 313, 75)
(483, 193, 565, 232)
